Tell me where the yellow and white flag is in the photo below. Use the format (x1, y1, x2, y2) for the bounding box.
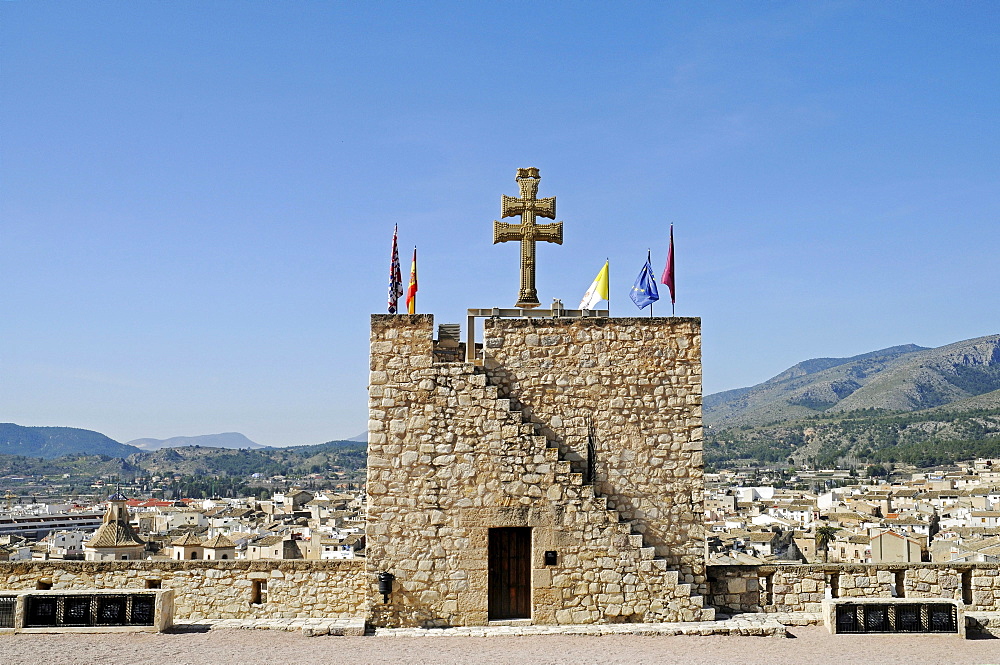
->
(579, 261, 609, 309)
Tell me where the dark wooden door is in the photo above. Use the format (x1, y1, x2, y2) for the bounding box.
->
(488, 527, 531, 620)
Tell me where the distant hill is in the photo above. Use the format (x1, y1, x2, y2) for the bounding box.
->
(127, 432, 265, 451)
(0, 424, 141, 459)
(704, 333, 1000, 468)
(705, 334, 1000, 429)
(127, 439, 366, 477)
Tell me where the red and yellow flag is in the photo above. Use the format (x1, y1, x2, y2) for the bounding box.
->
(405, 247, 418, 314)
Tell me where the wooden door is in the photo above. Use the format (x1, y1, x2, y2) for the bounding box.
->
(488, 527, 531, 620)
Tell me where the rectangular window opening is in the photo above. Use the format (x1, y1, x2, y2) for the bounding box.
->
(962, 570, 973, 605)
(251, 580, 268, 605)
(829, 572, 840, 599)
(145, 579, 161, 589)
(761, 573, 774, 606)
(894, 570, 905, 598)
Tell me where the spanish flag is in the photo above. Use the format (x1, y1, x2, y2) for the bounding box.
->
(579, 261, 609, 310)
(405, 247, 418, 314)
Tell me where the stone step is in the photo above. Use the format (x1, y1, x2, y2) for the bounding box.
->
(628, 534, 644, 548)
(640, 546, 655, 560)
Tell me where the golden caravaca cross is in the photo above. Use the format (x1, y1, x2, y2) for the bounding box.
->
(492, 168, 563, 309)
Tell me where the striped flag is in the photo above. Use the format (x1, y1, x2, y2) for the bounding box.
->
(405, 247, 418, 314)
(388, 225, 403, 314)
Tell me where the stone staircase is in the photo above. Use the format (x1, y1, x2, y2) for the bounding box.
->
(462, 362, 715, 622)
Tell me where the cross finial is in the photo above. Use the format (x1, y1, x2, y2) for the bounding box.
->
(492, 168, 563, 308)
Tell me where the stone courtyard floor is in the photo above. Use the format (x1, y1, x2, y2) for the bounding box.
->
(3, 624, 1000, 665)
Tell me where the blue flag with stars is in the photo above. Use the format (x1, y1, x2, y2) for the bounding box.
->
(629, 253, 659, 309)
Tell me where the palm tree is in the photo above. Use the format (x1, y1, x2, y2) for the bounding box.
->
(815, 525, 840, 563)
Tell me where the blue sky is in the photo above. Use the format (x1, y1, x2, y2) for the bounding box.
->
(2, 2, 998, 446)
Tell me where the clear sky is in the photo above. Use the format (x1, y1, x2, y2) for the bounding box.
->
(2, 2, 998, 447)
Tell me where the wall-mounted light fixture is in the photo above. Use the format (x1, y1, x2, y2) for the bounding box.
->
(377, 571, 395, 603)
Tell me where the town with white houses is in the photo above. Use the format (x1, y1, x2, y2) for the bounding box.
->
(6, 458, 1000, 569)
(706, 458, 1000, 566)
(0, 487, 366, 563)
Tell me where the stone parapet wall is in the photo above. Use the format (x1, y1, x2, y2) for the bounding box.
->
(0, 560, 366, 620)
(708, 564, 1000, 614)
(367, 314, 708, 627)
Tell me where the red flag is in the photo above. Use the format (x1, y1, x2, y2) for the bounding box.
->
(405, 247, 418, 314)
(661, 224, 675, 304)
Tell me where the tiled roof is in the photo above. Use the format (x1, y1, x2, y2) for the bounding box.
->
(171, 532, 203, 546)
(202, 534, 236, 549)
(86, 521, 145, 549)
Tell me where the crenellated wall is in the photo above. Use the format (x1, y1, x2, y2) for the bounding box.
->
(0, 560, 366, 620)
(708, 563, 1000, 614)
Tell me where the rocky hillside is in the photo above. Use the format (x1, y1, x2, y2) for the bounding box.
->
(0, 423, 141, 459)
(705, 333, 1000, 468)
(706, 334, 1000, 429)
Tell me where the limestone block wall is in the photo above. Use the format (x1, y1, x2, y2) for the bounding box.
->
(0, 560, 366, 620)
(367, 314, 708, 628)
(708, 563, 1000, 614)
(483, 317, 705, 585)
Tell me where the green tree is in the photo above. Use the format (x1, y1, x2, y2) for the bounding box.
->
(815, 525, 840, 563)
(866, 464, 888, 478)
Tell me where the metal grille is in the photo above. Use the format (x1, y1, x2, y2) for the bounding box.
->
(864, 605, 888, 631)
(62, 597, 91, 626)
(24, 593, 157, 628)
(929, 605, 957, 632)
(895, 604, 922, 632)
(130, 595, 156, 625)
(835, 603, 958, 634)
(0, 596, 16, 628)
(95, 595, 127, 626)
(26, 596, 58, 627)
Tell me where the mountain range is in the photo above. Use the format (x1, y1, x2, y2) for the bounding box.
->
(705, 333, 1000, 468)
(0, 425, 273, 459)
(705, 334, 1000, 429)
(127, 433, 266, 451)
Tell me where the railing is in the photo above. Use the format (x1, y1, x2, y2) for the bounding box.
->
(0, 589, 172, 633)
(0, 596, 15, 628)
(824, 598, 963, 636)
(25, 593, 157, 628)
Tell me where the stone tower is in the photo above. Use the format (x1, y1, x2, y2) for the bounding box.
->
(366, 313, 710, 627)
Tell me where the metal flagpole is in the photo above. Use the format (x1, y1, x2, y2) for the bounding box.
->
(648, 249, 653, 318)
(606, 257, 610, 315)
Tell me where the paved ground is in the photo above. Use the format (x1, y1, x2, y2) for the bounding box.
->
(2, 627, 999, 665)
